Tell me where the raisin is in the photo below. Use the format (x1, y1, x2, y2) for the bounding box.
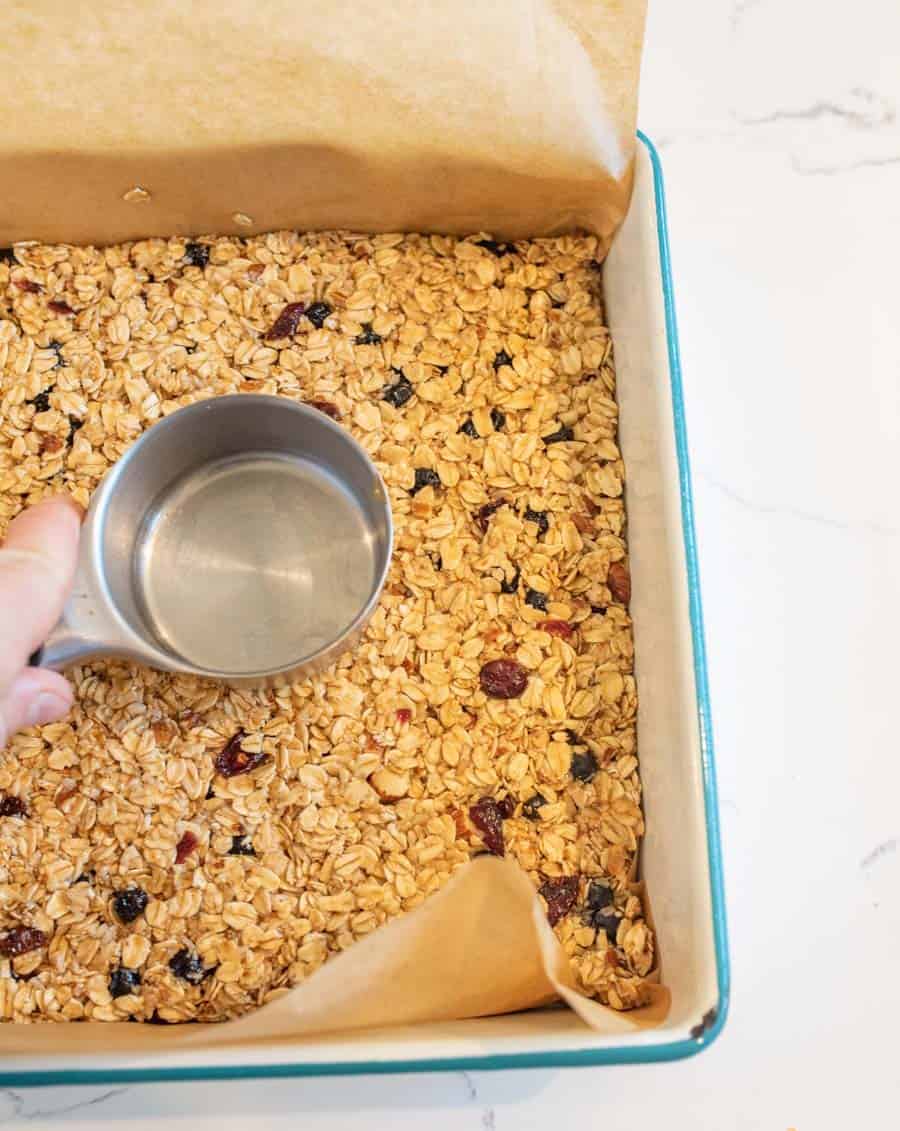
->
(307, 399, 341, 421)
(607, 561, 631, 605)
(541, 619, 573, 638)
(395, 708, 412, 724)
(214, 730, 267, 777)
(476, 239, 516, 257)
(355, 324, 382, 345)
(382, 371, 414, 408)
(493, 349, 513, 370)
(523, 508, 549, 538)
(458, 417, 479, 439)
(0, 926, 47, 958)
(539, 875, 580, 927)
(175, 831, 198, 864)
(229, 834, 256, 856)
(48, 299, 75, 316)
(479, 658, 528, 699)
(108, 967, 141, 998)
(0, 796, 27, 818)
(410, 467, 441, 495)
(542, 424, 575, 445)
(475, 497, 506, 533)
(184, 242, 210, 268)
(524, 588, 548, 611)
(499, 566, 520, 595)
(14, 278, 41, 294)
(263, 302, 306, 341)
(490, 407, 506, 431)
(469, 797, 510, 855)
(570, 749, 598, 782)
(27, 390, 51, 414)
(304, 301, 332, 328)
(522, 793, 547, 820)
(112, 887, 149, 924)
(169, 948, 213, 985)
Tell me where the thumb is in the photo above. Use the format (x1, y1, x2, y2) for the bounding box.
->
(0, 667, 73, 749)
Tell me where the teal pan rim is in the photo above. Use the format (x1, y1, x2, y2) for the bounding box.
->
(3, 132, 729, 1087)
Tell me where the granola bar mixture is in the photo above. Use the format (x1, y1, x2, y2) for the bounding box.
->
(0, 231, 653, 1023)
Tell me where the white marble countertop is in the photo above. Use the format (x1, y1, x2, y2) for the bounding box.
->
(4, 1, 898, 1126)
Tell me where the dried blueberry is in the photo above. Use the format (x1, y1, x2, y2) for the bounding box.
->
(48, 340, 64, 369)
(587, 908, 621, 940)
(525, 588, 548, 612)
(542, 424, 575, 445)
(522, 793, 547, 820)
(0, 796, 27, 818)
(469, 797, 510, 855)
(229, 834, 256, 856)
(499, 565, 520, 595)
(169, 948, 213, 986)
(490, 407, 506, 432)
(476, 239, 516, 257)
(565, 728, 582, 746)
(410, 468, 441, 495)
(215, 730, 267, 777)
(475, 497, 507, 533)
(458, 417, 479, 439)
(112, 887, 149, 924)
(66, 417, 83, 445)
(493, 349, 513, 370)
(305, 301, 332, 328)
(184, 242, 210, 269)
(27, 389, 51, 414)
(382, 371, 414, 408)
(585, 880, 615, 911)
(539, 875, 580, 927)
(108, 966, 141, 998)
(479, 658, 528, 700)
(570, 749, 598, 783)
(0, 926, 47, 958)
(523, 508, 549, 538)
(355, 324, 382, 345)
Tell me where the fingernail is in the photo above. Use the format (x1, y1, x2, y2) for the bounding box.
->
(25, 692, 69, 728)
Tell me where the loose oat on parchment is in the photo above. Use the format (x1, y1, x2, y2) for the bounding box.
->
(0, 232, 653, 1023)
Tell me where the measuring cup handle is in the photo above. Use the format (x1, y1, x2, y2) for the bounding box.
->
(27, 616, 106, 671)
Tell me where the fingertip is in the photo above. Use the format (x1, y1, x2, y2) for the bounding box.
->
(0, 668, 72, 749)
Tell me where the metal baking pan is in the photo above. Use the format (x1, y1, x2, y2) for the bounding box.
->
(0, 134, 729, 1084)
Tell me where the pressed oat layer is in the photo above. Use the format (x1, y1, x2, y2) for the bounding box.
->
(0, 232, 653, 1023)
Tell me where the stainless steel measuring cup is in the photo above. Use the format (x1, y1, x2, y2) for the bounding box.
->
(30, 395, 393, 687)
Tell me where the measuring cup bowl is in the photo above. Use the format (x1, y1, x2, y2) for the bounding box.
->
(33, 395, 393, 688)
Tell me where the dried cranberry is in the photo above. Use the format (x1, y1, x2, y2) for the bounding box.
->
(263, 302, 306, 341)
(0, 926, 47, 958)
(539, 875, 580, 926)
(523, 508, 549, 538)
(395, 708, 412, 724)
(112, 887, 149, 924)
(228, 834, 256, 856)
(382, 371, 414, 408)
(40, 434, 64, 455)
(475, 497, 506, 533)
(570, 749, 598, 782)
(14, 278, 40, 293)
(175, 831, 198, 864)
(499, 565, 520, 595)
(169, 948, 213, 985)
(27, 389, 51, 413)
(541, 619, 574, 638)
(410, 468, 441, 495)
(522, 793, 547, 820)
(307, 400, 341, 421)
(490, 408, 506, 431)
(497, 794, 516, 819)
(524, 588, 548, 612)
(108, 966, 141, 998)
(476, 239, 516, 257)
(607, 561, 631, 605)
(459, 417, 479, 439)
(493, 350, 513, 370)
(0, 796, 27, 818)
(542, 424, 574, 445)
(184, 243, 210, 269)
(48, 300, 75, 316)
(305, 301, 332, 328)
(479, 658, 528, 700)
(355, 324, 382, 345)
(214, 730, 267, 777)
(469, 797, 511, 855)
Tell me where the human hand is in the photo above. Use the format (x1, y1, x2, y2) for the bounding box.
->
(0, 497, 82, 748)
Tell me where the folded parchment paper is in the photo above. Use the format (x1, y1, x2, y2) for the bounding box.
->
(1, 0, 659, 1041)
